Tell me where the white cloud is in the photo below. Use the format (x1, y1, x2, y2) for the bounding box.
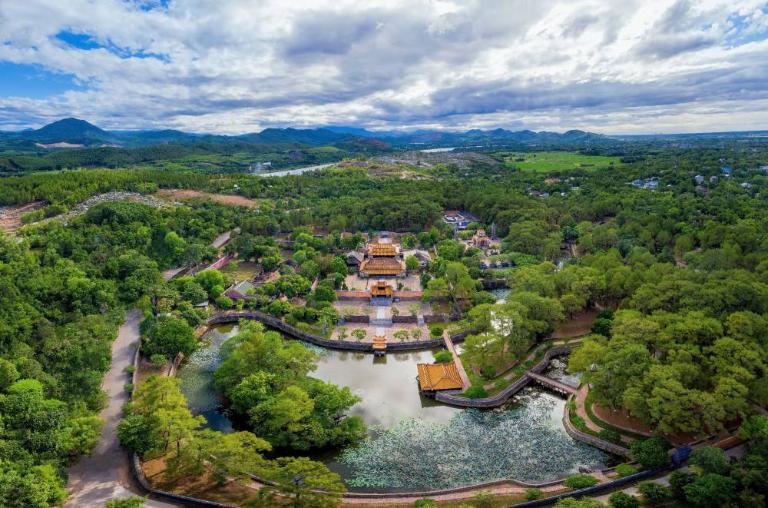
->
(0, 0, 767, 133)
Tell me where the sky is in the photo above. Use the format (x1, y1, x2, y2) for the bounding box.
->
(1, 0, 767, 134)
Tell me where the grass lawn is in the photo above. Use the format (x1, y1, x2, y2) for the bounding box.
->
(505, 151, 621, 173)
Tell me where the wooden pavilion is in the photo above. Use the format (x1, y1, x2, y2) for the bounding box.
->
(417, 363, 463, 394)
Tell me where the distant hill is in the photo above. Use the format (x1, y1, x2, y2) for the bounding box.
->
(327, 126, 612, 147)
(25, 118, 114, 145)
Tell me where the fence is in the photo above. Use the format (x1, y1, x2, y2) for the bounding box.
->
(207, 310, 469, 353)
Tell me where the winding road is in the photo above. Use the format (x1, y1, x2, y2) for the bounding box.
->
(65, 310, 177, 508)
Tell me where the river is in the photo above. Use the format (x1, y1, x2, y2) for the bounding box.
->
(177, 324, 612, 491)
(256, 163, 335, 177)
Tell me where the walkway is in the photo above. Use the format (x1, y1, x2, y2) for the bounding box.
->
(443, 330, 471, 390)
(65, 310, 176, 507)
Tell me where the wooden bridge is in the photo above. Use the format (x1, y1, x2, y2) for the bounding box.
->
(435, 346, 575, 408)
(526, 371, 577, 395)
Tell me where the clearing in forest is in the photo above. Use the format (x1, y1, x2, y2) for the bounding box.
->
(506, 151, 620, 172)
(155, 189, 259, 208)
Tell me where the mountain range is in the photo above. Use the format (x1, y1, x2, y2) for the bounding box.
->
(1, 118, 613, 149)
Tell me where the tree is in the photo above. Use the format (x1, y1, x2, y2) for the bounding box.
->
(630, 438, 670, 469)
(433, 350, 453, 363)
(141, 315, 197, 360)
(352, 329, 367, 342)
(405, 255, 420, 271)
(0, 464, 66, 508)
(683, 474, 736, 507)
(123, 375, 204, 454)
(411, 328, 423, 341)
(336, 328, 348, 341)
(263, 456, 345, 508)
(637, 481, 671, 506)
(691, 446, 729, 475)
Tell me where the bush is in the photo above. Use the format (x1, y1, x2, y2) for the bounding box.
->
(564, 474, 599, 489)
(215, 295, 234, 309)
(637, 481, 672, 506)
(106, 497, 146, 508)
(433, 350, 453, 363)
(465, 386, 488, 399)
(614, 463, 639, 478)
(429, 325, 444, 339)
(472, 491, 494, 508)
(525, 488, 543, 500)
(149, 354, 167, 367)
(608, 491, 639, 508)
(630, 437, 670, 469)
(413, 499, 437, 508)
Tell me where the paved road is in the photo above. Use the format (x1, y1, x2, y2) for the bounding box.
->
(66, 309, 176, 508)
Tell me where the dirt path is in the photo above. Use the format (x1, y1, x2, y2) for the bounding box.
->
(575, 385, 604, 434)
(66, 310, 177, 508)
(0, 201, 45, 234)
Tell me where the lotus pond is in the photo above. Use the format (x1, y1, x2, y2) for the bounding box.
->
(177, 324, 612, 491)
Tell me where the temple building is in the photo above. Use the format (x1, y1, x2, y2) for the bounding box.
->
(359, 242, 405, 277)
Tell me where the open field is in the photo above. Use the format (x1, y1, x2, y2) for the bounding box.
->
(505, 151, 621, 172)
(155, 188, 259, 208)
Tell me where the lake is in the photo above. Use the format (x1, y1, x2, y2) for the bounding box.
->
(177, 324, 612, 491)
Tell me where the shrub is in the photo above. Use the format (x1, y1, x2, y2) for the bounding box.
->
(614, 463, 639, 478)
(413, 499, 437, 508)
(564, 474, 599, 489)
(465, 386, 488, 399)
(608, 491, 639, 508)
(215, 295, 234, 309)
(525, 488, 543, 500)
(472, 491, 494, 508)
(433, 350, 453, 363)
(480, 365, 496, 379)
(106, 498, 146, 508)
(598, 428, 622, 444)
(429, 325, 444, 339)
(637, 481, 672, 506)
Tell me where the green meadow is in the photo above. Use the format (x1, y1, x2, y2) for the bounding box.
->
(505, 151, 621, 172)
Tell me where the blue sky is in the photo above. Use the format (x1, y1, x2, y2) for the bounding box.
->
(1, 0, 768, 134)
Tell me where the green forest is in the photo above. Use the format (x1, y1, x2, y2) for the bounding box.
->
(0, 139, 766, 507)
